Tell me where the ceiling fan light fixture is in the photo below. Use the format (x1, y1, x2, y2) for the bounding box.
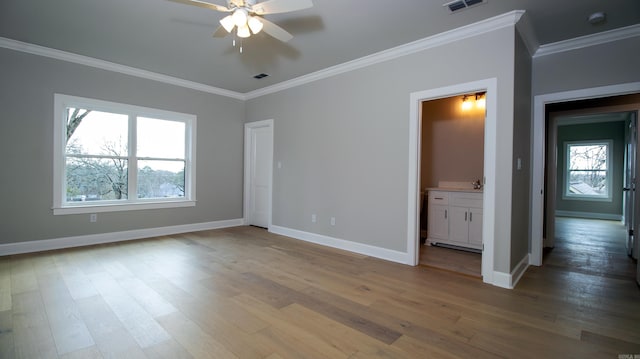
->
(232, 8, 248, 27)
(248, 16, 263, 34)
(220, 14, 235, 33)
(237, 24, 251, 38)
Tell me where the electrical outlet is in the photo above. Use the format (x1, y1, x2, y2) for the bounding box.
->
(330, 217, 336, 226)
(90, 213, 97, 223)
(311, 214, 317, 223)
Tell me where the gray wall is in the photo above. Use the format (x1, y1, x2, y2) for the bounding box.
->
(510, 30, 532, 267)
(555, 121, 625, 216)
(421, 96, 485, 190)
(533, 36, 640, 96)
(0, 48, 245, 244)
(246, 26, 518, 274)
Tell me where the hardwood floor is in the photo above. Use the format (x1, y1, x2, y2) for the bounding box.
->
(548, 217, 637, 279)
(419, 244, 481, 278)
(1, 224, 639, 358)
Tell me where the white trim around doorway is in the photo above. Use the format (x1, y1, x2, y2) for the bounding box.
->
(408, 78, 498, 285)
(530, 82, 640, 266)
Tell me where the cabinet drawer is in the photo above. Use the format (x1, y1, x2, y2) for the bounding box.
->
(428, 191, 449, 205)
(451, 192, 482, 208)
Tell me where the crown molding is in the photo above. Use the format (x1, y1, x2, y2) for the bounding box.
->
(534, 23, 640, 58)
(0, 37, 246, 100)
(245, 10, 525, 100)
(515, 11, 539, 56)
(5, 11, 635, 100)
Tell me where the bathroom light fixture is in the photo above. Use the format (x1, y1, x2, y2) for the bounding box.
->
(461, 95, 473, 111)
(475, 92, 486, 109)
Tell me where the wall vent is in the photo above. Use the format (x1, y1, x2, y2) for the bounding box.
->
(443, 0, 485, 12)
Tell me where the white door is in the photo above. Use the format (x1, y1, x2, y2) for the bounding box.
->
(244, 120, 273, 228)
(624, 114, 636, 257)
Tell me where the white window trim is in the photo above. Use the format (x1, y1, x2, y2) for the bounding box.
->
(53, 94, 197, 215)
(563, 140, 612, 202)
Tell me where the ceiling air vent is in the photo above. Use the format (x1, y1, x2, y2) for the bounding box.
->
(253, 73, 269, 79)
(443, 0, 485, 12)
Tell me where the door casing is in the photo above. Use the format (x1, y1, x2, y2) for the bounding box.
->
(531, 82, 640, 266)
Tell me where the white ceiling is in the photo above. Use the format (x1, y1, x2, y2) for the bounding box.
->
(1, 0, 638, 94)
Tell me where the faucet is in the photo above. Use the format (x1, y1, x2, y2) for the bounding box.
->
(472, 179, 483, 190)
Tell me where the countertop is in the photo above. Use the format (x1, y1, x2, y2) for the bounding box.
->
(425, 187, 483, 193)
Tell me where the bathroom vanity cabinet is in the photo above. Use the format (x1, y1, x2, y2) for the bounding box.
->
(427, 189, 483, 251)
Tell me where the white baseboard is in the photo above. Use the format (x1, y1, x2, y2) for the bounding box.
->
(511, 254, 530, 288)
(492, 254, 530, 289)
(492, 271, 511, 289)
(0, 218, 245, 256)
(555, 210, 622, 221)
(270, 225, 523, 290)
(269, 225, 411, 264)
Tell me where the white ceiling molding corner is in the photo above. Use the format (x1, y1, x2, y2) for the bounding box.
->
(515, 10, 539, 56)
(245, 10, 525, 100)
(0, 37, 246, 101)
(534, 23, 640, 58)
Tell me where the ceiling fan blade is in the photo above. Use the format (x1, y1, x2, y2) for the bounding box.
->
(168, 0, 231, 12)
(252, 0, 313, 15)
(259, 17, 293, 42)
(212, 25, 229, 38)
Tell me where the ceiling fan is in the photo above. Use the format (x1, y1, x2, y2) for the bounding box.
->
(170, 0, 313, 48)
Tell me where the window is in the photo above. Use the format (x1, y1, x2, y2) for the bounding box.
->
(564, 140, 612, 201)
(53, 94, 196, 214)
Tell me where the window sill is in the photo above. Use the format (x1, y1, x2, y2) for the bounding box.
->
(562, 195, 612, 203)
(53, 200, 196, 215)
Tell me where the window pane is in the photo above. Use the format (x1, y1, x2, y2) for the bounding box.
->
(568, 170, 607, 196)
(66, 157, 128, 201)
(65, 108, 128, 156)
(137, 117, 185, 159)
(137, 160, 185, 199)
(569, 144, 607, 171)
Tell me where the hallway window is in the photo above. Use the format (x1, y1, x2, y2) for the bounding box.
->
(564, 140, 612, 201)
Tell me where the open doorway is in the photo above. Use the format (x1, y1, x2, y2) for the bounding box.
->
(408, 78, 497, 284)
(531, 83, 640, 269)
(540, 94, 640, 280)
(418, 94, 485, 277)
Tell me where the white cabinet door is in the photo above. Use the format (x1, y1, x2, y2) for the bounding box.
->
(428, 204, 449, 240)
(449, 206, 469, 243)
(468, 207, 483, 246)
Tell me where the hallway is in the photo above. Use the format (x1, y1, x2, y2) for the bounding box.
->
(544, 217, 636, 280)
(514, 217, 640, 354)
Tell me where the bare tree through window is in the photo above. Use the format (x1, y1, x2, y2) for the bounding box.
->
(566, 142, 609, 197)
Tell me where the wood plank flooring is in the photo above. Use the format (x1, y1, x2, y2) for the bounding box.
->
(419, 244, 482, 277)
(1, 223, 639, 358)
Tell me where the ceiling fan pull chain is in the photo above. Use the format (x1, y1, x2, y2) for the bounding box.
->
(240, 38, 243, 53)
